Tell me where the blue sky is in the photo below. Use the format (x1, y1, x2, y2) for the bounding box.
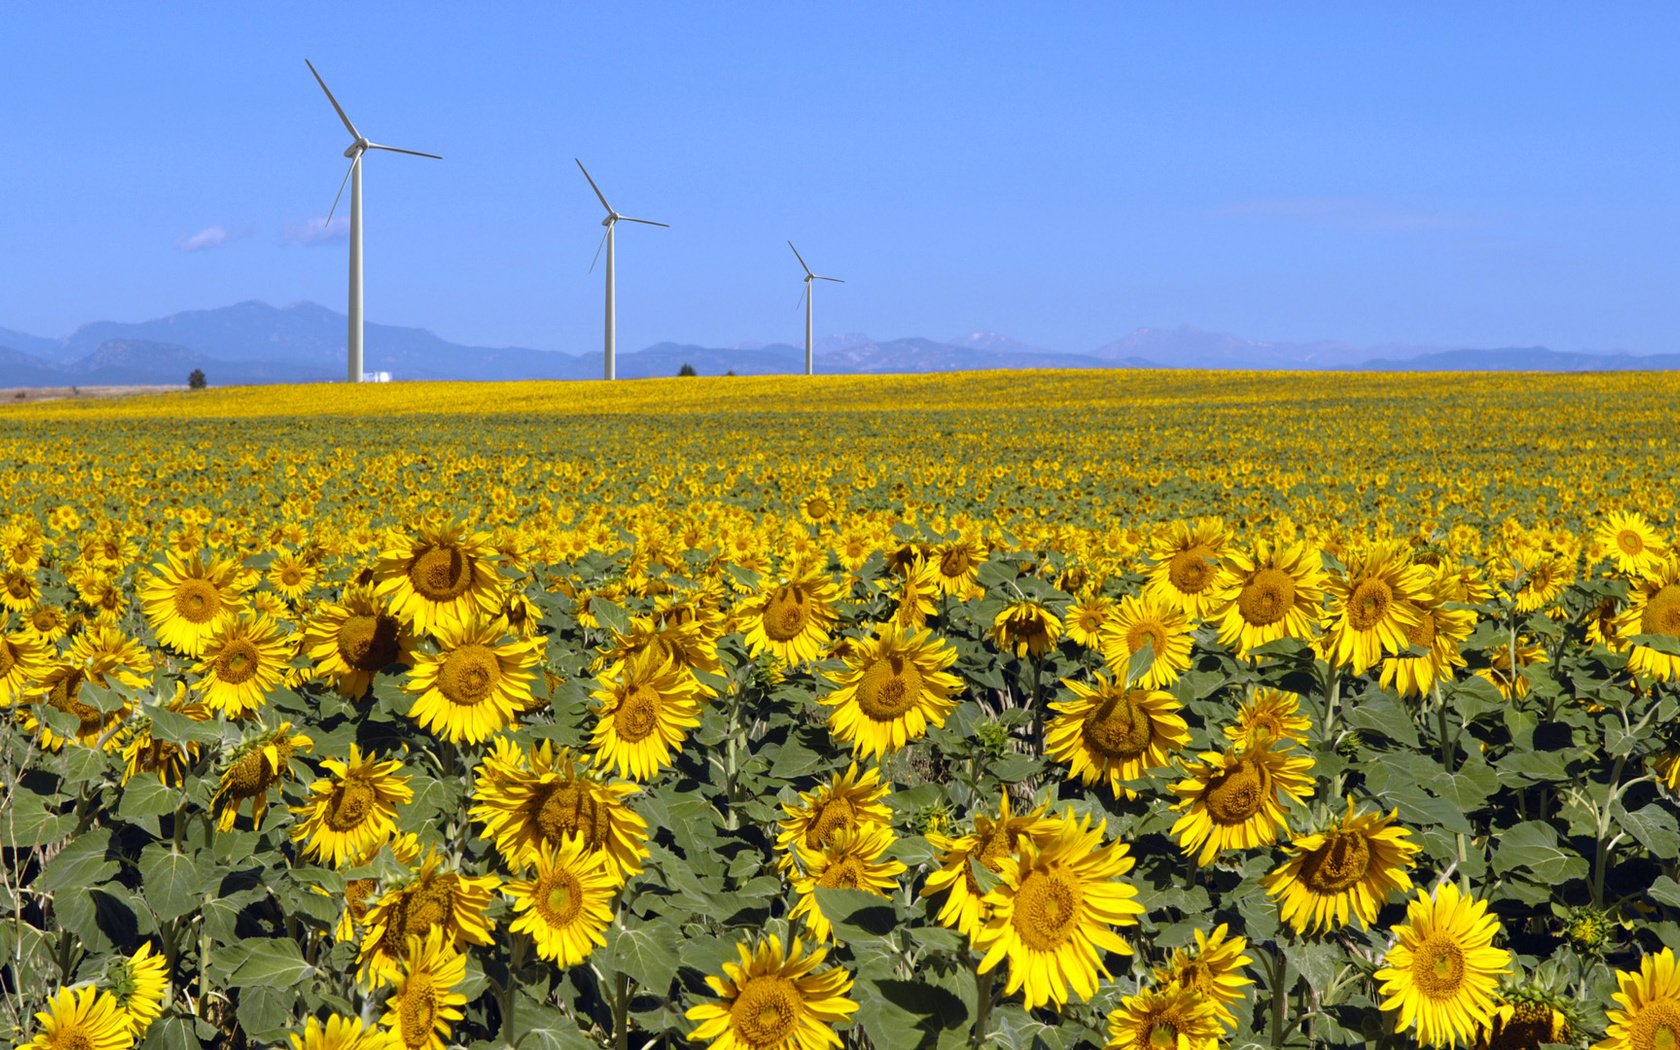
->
(2, 3, 1676, 355)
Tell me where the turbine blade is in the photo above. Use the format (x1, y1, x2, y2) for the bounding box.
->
(816, 276, 845, 283)
(576, 158, 614, 215)
(367, 143, 443, 160)
(619, 216, 669, 228)
(326, 157, 355, 225)
(305, 59, 362, 140)
(796, 284, 808, 312)
(788, 240, 814, 277)
(588, 228, 608, 274)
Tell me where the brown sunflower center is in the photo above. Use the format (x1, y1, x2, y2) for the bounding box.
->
(1489, 1002, 1567, 1050)
(1148, 1021, 1180, 1050)
(1628, 998, 1680, 1050)
(224, 749, 272, 795)
(0, 640, 14, 677)
(52, 1029, 97, 1050)
(173, 579, 222, 624)
(4, 574, 29, 599)
(326, 776, 377, 831)
(437, 644, 499, 706)
(346, 878, 375, 920)
(1405, 609, 1438, 650)
(762, 586, 811, 642)
(804, 798, 859, 852)
(940, 549, 972, 577)
(1082, 691, 1154, 760)
(1167, 545, 1216, 594)
(1642, 585, 1680, 639)
(339, 612, 401, 670)
(974, 819, 1018, 871)
(397, 971, 439, 1046)
(730, 975, 800, 1048)
(1346, 577, 1393, 631)
(1239, 568, 1296, 626)
(1409, 934, 1465, 998)
(408, 545, 474, 603)
(1300, 831, 1372, 893)
(805, 496, 832, 520)
(536, 868, 582, 927)
(215, 639, 261, 684)
(856, 655, 923, 720)
(1618, 529, 1647, 556)
(535, 782, 602, 849)
(615, 685, 662, 742)
(1126, 621, 1168, 661)
(31, 607, 59, 632)
(279, 565, 304, 587)
(817, 855, 867, 889)
(1010, 867, 1082, 951)
(1204, 756, 1269, 825)
(392, 877, 456, 947)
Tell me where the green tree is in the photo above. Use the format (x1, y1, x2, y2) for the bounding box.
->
(188, 368, 207, 390)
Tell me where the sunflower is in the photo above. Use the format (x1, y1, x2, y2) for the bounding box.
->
(291, 744, 413, 866)
(211, 722, 313, 831)
(404, 615, 539, 744)
(374, 519, 507, 636)
(21, 602, 70, 645)
(334, 833, 422, 941)
(921, 792, 1062, 942)
(1475, 995, 1574, 1050)
(1617, 558, 1680, 682)
(1320, 542, 1432, 674)
(1263, 797, 1421, 934)
(0, 566, 41, 612)
(885, 556, 941, 631)
(1595, 511, 1668, 578)
(18, 986, 132, 1050)
(1598, 947, 1680, 1050)
(0, 617, 49, 705)
(1207, 540, 1326, 657)
(1508, 544, 1574, 614)
(1151, 923, 1254, 1032)
(138, 550, 248, 656)
(119, 684, 213, 786)
(931, 537, 986, 596)
(789, 824, 907, 944)
(1169, 740, 1315, 866)
(358, 850, 497, 987)
(1045, 675, 1188, 800)
(290, 1014, 398, 1050)
(504, 837, 616, 969)
(685, 934, 858, 1050)
(776, 763, 893, 872)
(818, 624, 962, 759)
(267, 551, 318, 602)
(992, 600, 1062, 660)
(590, 649, 703, 781)
(1143, 517, 1231, 621)
(973, 810, 1145, 1011)
(107, 941, 169, 1038)
(379, 927, 468, 1050)
(799, 488, 840, 527)
(1098, 593, 1192, 688)
(742, 570, 841, 666)
(302, 584, 417, 699)
(1474, 636, 1548, 701)
(1103, 983, 1222, 1050)
(1062, 592, 1113, 650)
(1375, 881, 1510, 1048)
(191, 613, 293, 719)
(26, 628, 154, 752)
(468, 740, 649, 879)
(1223, 689, 1312, 751)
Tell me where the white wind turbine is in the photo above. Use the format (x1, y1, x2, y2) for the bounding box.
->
(305, 59, 441, 383)
(576, 159, 668, 381)
(789, 241, 844, 376)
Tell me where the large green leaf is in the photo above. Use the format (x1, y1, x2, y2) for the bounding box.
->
(35, 827, 116, 893)
(1491, 822, 1588, 884)
(604, 917, 681, 995)
(227, 939, 313, 989)
(139, 843, 205, 921)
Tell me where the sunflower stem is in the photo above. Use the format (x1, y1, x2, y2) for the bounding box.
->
(613, 970, 632, 1050)
(1434, 683, 1455, 774)
(971, 965, 997, 1048)
(1268, 946, 1289, 1048)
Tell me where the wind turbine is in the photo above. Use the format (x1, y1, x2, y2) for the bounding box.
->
(305, 59, 441, 383)
(577, 159, 668, 381)
(789, 241, 844, 376)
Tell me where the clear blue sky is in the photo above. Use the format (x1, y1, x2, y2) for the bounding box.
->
(2, 3, 1676, 355)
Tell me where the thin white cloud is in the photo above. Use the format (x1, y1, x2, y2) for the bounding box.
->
(283, 216, 350, 246)
(176, 225, 231, 252)
(1214, 197, 1474, 233)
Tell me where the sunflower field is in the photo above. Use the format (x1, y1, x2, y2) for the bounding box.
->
(2, 371, 1679, 1050)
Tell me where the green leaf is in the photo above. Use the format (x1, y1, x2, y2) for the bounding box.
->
(592, 599, 631, 638)
(147, 706, 223, 745)
(508, 1005, 599, 1050)
(140, 844, 205, 921)
(1343, 694, 1420, 749)
(234, 983, 295, 1042)
(139, 1017, 203, 1050)
(1287, 939, 1342, 996)
(813, 887, 897, 945)
(856, 975, 968, 1050)
(227, 938, 313, 989)
(1492, 822, 1588, 884)
(1649, 876, 1680, 908)
(35, 827, 116, 893)
(119, 776, 184, 820)
(604, 917, 680, 995)
(2, 793, 76, 847)
(1617, 804, 1680, 860)
(1123, 640, 1155, 688)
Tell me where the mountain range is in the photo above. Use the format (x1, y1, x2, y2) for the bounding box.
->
(1, 301, 1675, 387)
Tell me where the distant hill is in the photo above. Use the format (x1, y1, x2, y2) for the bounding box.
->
(1, 303, 1674, 387)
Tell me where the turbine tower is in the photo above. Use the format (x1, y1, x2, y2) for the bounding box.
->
(306, 60, 441, 383)
(789, 241, 844, 376)
(577, 159, 668, 381)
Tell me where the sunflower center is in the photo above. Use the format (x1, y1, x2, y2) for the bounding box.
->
(398, 971, 439, 1046)
(805, 798, 859, 851)
(1346, 578, 1393, 631)
(326, 776, 377, 831)
(53, 1029, 97, 1050)
(975, 820, 1018, 871)
(1148, 1021, 1180, 1050)
(4, 574, 28, 599)
(536, 782, 601, 848)
(1629, 999, 1680, 1050)
(1126, 621, 1168, 660)
(215, 639, 261, 684)
(437, 644, 499, 705)
(0, 640, 14, 677)
(1204, 756, 1269, 825)
(763, 586, 810, 642)
(1239, 568, 1296, 626)
(856, 656, 924, 720)
(280, 565, 304, 586)
(173, 579, 222, 623)
(346, 878, 375, 919)
(31, 608, 58, 631)
(730, 975, 800, 1048)
(1405, 610, 1438, 650)
(339, 612, 401, 670)
(615, 685, 662, 742)
(1082, 691, 1154, 760)
(1010, 867, 1082, 950)
(396, 878, 456, 944)
(225, 749, 272, 795)
(940, 549, 971, 577)
(1618, 529, 1646, 555)
(1300, 831, 1372, 893)
(1167, 546, 1216, 594)
(537, 869, 582, 926)
(1410, 934, 1466, 998)
(817, 856, 866, 889)
(408, 545, 473, 602)
(806, 497, 832, 520)
(1642, 585, 1680, 639)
